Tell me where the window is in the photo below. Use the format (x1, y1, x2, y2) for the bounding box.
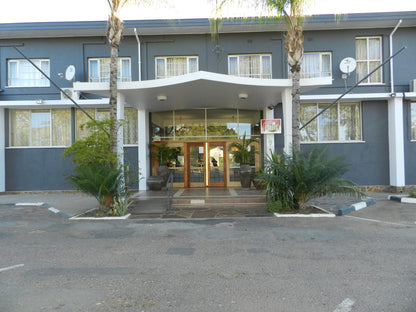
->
(300, 102, 362, 142)
(88, 57, 131, 82)
(411, 103, 416, 141)
(300, 52, 332, 79)
(10, 109, 71, 147)
(8, 59, 50, 87)
(356, 36, 382, 84)
(75, 108, 138, 145)
(155, 56, 198, 79)
(228, 54, 272, 79)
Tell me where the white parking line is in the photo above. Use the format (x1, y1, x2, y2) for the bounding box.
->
(346, 215, 410, 227)
(0, 264, 24, 273)
(334, 298, 355, 312)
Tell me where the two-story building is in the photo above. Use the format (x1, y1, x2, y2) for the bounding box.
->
(1, 11, 415, 192)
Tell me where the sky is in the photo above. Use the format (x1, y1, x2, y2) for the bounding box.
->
(0, 0, 415, 24)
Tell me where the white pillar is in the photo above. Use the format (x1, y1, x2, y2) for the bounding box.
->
(263, 108, 275, 161)
(388, 96, 405, 187)
(282, 88, 292, 155)
(138, 109, 150, 190)
(0, 109, 5, 192)
(116, 93, 125, 167)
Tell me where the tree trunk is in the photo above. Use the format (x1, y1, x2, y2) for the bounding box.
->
(291, 67, 301, 152)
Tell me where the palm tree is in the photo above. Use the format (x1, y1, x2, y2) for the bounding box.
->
(213, 0, 308, 152)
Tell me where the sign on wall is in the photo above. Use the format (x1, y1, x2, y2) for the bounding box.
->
(261, 119, 282, 134)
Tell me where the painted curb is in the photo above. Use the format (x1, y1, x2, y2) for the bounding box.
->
(337, 198, 376, 216)
(274, 206, 336, 218)
(70, 213, 131, 220)
(0, 202, 71, 219)
(388, 195, 416, 204)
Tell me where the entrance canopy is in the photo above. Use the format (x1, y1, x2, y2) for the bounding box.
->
(74, 71, 331, 112)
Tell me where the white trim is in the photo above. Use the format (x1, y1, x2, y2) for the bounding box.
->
(0, 109, 5, 192)
(138, 109, 149, 190)
(388, 97, 405, 186)
(282, 88, 292, 155)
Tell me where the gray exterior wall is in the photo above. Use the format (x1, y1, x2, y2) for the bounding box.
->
(404, 101, 416, 184)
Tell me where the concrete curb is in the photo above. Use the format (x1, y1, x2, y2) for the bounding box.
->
(337, 197, 376, 216)
(388, 195, 416, 204)
(1, 202, 71, 219)
(274, 206, 336, 218)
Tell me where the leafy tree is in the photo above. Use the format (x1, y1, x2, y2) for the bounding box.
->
(262, 147, 363, 211)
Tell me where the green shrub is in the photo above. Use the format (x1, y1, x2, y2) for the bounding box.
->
(262, 147, 363, 210)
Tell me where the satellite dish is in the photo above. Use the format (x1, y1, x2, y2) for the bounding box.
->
(339, 57, 357, 74)
(64, 65, 76, 81)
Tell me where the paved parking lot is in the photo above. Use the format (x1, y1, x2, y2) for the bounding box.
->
(0, 192, 415, 312)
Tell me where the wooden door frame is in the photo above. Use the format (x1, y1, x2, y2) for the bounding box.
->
(207, 141, 227, 187)
(185, 142, 206, 188)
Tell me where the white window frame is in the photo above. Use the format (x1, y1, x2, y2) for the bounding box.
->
(155, 56, 199, 79)
(9, 109, 71, 147)
(299, 52, 332, 79)
(300, 102, 363, 143)
(355, 36, 383, 85)
(88, 57, 132, 82)
(228, 54, 272, 79)
(7, 59, 50, 88)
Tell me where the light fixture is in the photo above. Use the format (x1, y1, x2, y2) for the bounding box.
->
(58, 73, 64, 78)
(157, 95, 167, 101)
(238, 93, 248, 100)
(36, 99, 43, 104)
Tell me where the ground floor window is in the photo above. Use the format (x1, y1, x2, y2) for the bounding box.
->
(151, 109, 261, 141)
(300, 102, 362, 142)
(75, 108, 138, 144)
(411, 102, 416, 141)
(9, 109, 71, 147)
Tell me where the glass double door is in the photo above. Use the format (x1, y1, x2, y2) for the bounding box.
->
(186, 142, 226, 187)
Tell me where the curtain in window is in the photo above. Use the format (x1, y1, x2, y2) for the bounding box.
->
(239, 56, 251, 77)
(411, 103, 416, 140)
(228, 56, 238, 76)
(261, 55, 271, 79)
(124, 109, 138, 144)
(121, 59, 131, 82)
(302, 54, 320, 78)
(339, 103, 361, 141)
(300, 104, 318, 141)
(8, 60, 50, 87)
(76, 109, 95, 140)
(318, 104, 338, 141)
(10, 110, 30, 146)
(156, 59, 166, 79)
(31, 110, 50, 146)
(52, 109, 71, 146)
(89, 59, 99, 82)
(188, 57, 198, 74)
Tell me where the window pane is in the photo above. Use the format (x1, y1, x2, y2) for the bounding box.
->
(124, 108, 138, 144)
(31, 110, 51, 146)
(321, 53, 331, 75)
(369, 61, 382, 83)
(188, 57, 198, 73)
(175, 110, 205, 139)
(96, 109, 110, 121)
(238, 110, 261, 137)
(207, 109, 238, 138)
(318, 104, 338, 141)
(156, 58, 165, 79)
(89, 59, 99, 82)
(339, 103, 361, 141)
(356, 39, 367, 60)
(411, 103, 416, 140)
(300, 104, 318, 142)
(152, 111, 174, 139)
(8, 59, 50, 87)
(10, 110, 30, 146)
(369, 38, 381, 59)
(120, 59, 131, 82)
(356, 61, 367, 82)
(228, 56, 238, 75)
(262, 55, 271, 78)
(100, 59, 111, 82)
(302, 53, 320, 78)
(52, 109, 71, 146)
(76, 109, 95, 140)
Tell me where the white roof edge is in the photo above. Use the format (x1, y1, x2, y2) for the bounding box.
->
(301, 93, 397, 102)
(0, 98, 109, 108)
(74, 71, 332, 92)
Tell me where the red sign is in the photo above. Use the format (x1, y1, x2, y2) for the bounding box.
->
(261, 119, 281, 134)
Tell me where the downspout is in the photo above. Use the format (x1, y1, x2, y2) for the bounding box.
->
(134, 28, 142, 81)
(389, 19, 402, 94)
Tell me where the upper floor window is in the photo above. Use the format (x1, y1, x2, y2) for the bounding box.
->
(75, 108, 138, 145)
(300, 102, 362, 142)
(411, 103, 416, 141)
(356, 36, 382, 84)
(300, 52, 332, 79)
(8, 59, 50, 87)
(9, 109, 71, 147)
(155, 56, 198, 79)
(88, 57, 131, 82)
(228, 54, 272, 79)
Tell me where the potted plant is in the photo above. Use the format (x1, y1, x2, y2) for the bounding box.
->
(150, 143, 178, 184)
(228, 134, 258, 188)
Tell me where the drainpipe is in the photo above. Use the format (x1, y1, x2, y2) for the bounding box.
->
(134, 28, 142, 81)
(389, 19, 402, 94)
